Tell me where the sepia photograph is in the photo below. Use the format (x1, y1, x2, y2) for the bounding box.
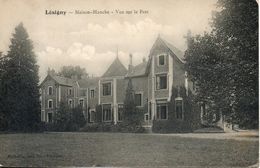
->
(0, 0, 258, 167)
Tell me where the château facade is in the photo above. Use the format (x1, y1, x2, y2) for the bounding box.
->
(40, 36, 200, 132)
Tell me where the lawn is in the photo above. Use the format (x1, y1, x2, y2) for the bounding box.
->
(0, 132, 258, 167)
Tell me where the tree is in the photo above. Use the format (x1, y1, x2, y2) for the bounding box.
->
(213, 0, 258, 128)
(123, 78, 141, 126)
(71, 106, 86, 129)
(0, 53, 9, 130)
(185, 0, 258, 128)
(185, 33, 231, 123)
(58, 65, 88, 79)
(53, 102, 71, 131)
(1, 23, 41, 131)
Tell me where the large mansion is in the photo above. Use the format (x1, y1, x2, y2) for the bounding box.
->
(40, 36, 201, 132)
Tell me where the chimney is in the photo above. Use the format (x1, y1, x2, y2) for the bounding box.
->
(128, 53, 133, 72)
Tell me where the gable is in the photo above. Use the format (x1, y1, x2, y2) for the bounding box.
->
(40, 75, 57, 88)
(40, 74, 75, 87)
(145, 36, 185, 75)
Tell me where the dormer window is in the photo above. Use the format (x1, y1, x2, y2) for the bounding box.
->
(158, 55, 165, 66)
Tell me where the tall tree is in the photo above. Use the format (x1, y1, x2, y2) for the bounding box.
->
(123, 78, 140, 125)
(0, 53, 9, 130)
(1, 23, 41, 131)
(212, 0, 258, 128)
(53, 102, 71, 131)
(58, 65, 88, 79)
(185, 0, 258, 128)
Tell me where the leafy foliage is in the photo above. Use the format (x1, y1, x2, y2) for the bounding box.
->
(51, 103, 86, 131)
(53, 102, 71, 131)
(123, 78, 142, 126)
(58, 65, 88, 79)
(0, 23, 41, 131)
(71, 106, 86, 128)
(185, 0, 258, 128)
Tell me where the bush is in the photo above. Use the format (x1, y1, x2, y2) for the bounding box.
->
(80, 122, 145, 133)
(48, 103, 87, 132)
(152, 120, 192, 133)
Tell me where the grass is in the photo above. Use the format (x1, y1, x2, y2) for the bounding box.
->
(0, 132, 258, 167)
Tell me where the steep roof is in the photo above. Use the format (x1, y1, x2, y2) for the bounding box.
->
(160, 37, 185, 63)
(40, 74, 75, 87)
(126, 61, 148, 77)
(102, 57, 127, 77)
(77, 77, 100, 88)
(152, 36, 185, 63)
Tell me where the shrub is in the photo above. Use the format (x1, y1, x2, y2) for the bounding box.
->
(80, 122, 145, 133)
(152, 120, 192, 133)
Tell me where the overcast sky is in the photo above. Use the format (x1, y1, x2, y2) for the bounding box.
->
(0, 0, 217, 81)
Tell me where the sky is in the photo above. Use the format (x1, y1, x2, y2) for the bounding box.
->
(0, 0, 217, 81)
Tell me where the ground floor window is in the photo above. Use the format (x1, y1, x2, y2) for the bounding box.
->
(175, 98, 183, 119)
(145, 113, 149, 121)
(156, 100, 168, 120)
(102, 104, 112, 122)
(135, 93, 142, 107)
(118, 104, 123, 121)
(68, 99, 73, 108)
(47, 113, 53, 123)
(90, 110, 95, 122)
(79, 99, 84, 108)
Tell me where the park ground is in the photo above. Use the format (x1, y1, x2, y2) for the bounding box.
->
(0, 131, 258, 167)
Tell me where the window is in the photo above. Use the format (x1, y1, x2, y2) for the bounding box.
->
(156, 102, 167, 120)
(68, 99, 73, 108)
(48, 113, 53, 123)
(48, 99, 53, 109)
(158, 55, 165, 65)
(118, 104, 124, 121)
(145, 113, 149, 121)
(135, 93, 142, 107)
(156, 74, 167, 90)
(68, 88, 72, 95)
(79, 99, 84, 107)
(90, 110, 95, 122)
(90, 89, 95, 98)
(102, 104, 112, 121)
(175, 99, 183, 119)
(103, 83, 111, 96)
(48, 86, 53, 95)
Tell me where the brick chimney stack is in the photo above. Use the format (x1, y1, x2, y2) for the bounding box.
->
(128, 53, 133, 72)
